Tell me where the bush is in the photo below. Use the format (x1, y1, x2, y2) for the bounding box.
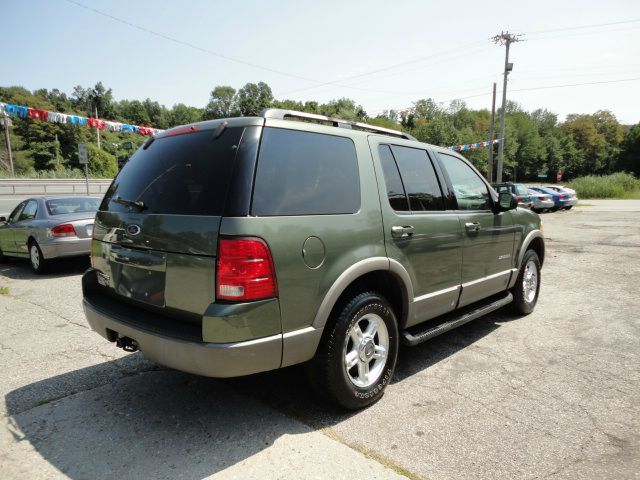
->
(567, 172, 640, 198)
(87, 144, 117, 178)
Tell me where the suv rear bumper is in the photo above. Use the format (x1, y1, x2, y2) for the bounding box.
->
(83, 299, 283, 378)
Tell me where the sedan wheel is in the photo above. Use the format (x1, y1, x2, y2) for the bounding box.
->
(29, 242, 47, 274)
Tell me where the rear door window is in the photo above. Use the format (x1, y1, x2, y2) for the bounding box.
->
(19, 200, 38, 221)
(389, 145, 444, 212)
(101, 127, 244, 216)
(252, 128, 360, 216)
(378, 145, 409, 211)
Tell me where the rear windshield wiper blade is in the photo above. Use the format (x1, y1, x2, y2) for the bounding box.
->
(113, 196, 146, 211)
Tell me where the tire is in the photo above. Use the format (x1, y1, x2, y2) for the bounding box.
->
(510, 250, 541, 315)
(0, 247, 9, 263)
(310, 291, 399, 410)
(564, 206, 573, 210)
(28, 240, 48, 274)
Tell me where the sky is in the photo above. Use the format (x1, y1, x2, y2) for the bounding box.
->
(4, 0, 640, 124)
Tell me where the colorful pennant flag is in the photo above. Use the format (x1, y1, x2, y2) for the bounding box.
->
(0, 101, 163, 136)
(448, 138, 501, 152)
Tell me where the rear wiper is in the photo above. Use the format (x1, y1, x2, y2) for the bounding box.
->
(113, 196, 146, 211)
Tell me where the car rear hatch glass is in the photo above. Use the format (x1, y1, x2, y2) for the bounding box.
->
(92, 126, 245, 315)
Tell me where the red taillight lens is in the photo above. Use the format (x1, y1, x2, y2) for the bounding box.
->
(51, 223, 76, 237)
(216, 238, 277, 301)
(517, 195, 522, 201)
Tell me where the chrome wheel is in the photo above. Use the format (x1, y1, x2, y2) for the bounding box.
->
(30, 244, 40, 270)
(343, 313, 389, 388)
(523, 259, 538, 303)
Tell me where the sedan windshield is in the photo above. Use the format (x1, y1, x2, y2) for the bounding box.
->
(46, 198, 100, 215)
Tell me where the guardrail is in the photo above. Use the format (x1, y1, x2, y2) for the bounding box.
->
(0, 179, 112, 196)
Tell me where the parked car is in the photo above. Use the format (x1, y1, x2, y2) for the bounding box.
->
(530, 186, 575, 211)
(82, 109, 544, 409)
(491, 182, 533, 209)
(528, 188, 554, 213)
(0, 196, 100, 273)
(543, 185, 578, 210)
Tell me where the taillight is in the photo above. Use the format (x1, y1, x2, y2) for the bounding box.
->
(163, 124, 199, 138)
(51, 223, 76, 237)
(517, 195, 522, 201)
(216, 237, 277, 301)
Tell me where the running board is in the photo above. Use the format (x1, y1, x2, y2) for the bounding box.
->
(400, 292, 513, 346)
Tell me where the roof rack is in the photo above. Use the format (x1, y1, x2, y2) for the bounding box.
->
(260, 109, 417, 141)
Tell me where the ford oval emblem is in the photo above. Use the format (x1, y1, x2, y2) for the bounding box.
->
(126, 224, 142, 236)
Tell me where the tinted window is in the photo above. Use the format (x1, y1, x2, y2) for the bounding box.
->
(390, 146, 444, 211)
(252, 128, 360, 216)
(514, 184, 528, 195)
(47, 198, 100, 215)
(19, 200, 38, 221)
(378, 145, 409, 211)
(437, 153, 491, 210)
(101, 127, 244, 215)
(8, 202, 25, 223)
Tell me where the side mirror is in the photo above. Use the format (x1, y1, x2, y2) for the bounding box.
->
(0, 216, 6, 223)
(498, 192, 518, 211)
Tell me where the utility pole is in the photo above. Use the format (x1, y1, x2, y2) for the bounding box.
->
(491, 31, 524, 183)
(95, 106, 101, 149)
(2, 110, 14, 177)
(487, 82, 497, 182)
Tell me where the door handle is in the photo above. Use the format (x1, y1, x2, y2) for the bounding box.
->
(391, 225, 414, 238)
(465, 222, 481, 232)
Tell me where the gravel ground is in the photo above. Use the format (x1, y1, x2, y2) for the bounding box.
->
(1, 200, 639, 479)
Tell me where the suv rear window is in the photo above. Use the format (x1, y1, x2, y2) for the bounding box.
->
(252, 128, 360, 216)
(101, 127, 244, 216)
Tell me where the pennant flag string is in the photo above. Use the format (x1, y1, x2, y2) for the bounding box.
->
(448, 138, 501, 152)
(0, 101, 163, 136)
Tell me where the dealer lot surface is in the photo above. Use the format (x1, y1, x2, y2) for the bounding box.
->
(1, 200, 639, 480)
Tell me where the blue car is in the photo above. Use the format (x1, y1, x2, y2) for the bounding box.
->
(529, 186, 571, 211)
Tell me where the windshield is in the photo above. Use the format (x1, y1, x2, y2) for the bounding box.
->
(100, 127, 244, 216)
(46, 198, 100, 215)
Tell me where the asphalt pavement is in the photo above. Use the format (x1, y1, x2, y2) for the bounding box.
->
(1, 200, 639, 479)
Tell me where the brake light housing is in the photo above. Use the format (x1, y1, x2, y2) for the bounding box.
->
(51, 223, 77, 237)
(216, 237, 277, 301)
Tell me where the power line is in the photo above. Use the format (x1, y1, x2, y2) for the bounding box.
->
(64, 0, 323, 85)
(527, 18, 640, 35)
(276, 42, 487, 96)
(370, 76, 640, 117)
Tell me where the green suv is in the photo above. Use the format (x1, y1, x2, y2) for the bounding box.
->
(82, 109, 544, 409)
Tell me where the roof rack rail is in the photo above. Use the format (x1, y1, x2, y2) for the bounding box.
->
(260, 109, 417, 141)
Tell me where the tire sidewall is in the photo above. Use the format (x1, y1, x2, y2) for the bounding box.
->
(29, 242, 45, 274)
(514, 250, 541, 314)
(330, 293, 399, 409)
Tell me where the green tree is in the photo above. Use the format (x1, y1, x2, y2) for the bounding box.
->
(236, 82, 273, 116)
(203, 86, 238, 119)
(617, 124, 640, 175)
(87, 143, 117, 178)
(119, 100, 151, 125)
(167, 103, 202, 126)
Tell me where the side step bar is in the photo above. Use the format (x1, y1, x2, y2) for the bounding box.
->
(400, 292, 513, 346)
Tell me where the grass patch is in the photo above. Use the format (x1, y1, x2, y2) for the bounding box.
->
(0, 286, 10, 295)
(568, 172, 640, 199)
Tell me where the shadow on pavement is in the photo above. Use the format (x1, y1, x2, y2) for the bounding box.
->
(4, 308, 520, 479)
(0, 256, 89, 280)
(5, 359, 309, 480)
(225, 309, 518, 426)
